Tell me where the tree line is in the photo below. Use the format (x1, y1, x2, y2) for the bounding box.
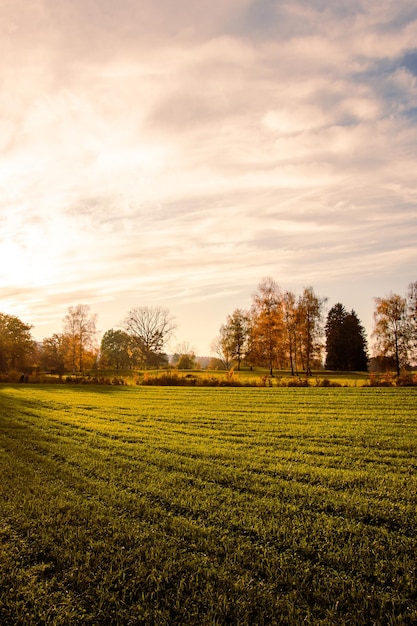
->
(0, 279, 416, 377)
(212, 278, 417, 375)
(211, 278, 367, 375)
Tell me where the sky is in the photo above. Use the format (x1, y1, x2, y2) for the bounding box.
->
(1, 0, 417, 356)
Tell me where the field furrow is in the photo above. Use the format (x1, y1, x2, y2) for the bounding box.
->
(1, 385, 416, 625)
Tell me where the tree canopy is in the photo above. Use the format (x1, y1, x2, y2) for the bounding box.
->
(0, 313, 35, 373)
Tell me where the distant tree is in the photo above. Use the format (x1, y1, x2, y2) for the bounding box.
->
(172, 342, 196, 370)
(297, 287, 327, 376)
(39, 333, 68, 377)
(0, 313, 35, 372)
(250, 277, 284, 375)
(63, 305, 97, 372)
(207, 357, 225, 370)
(177, 353, 196, 369)
(325, 304, 368, 371)
(100, 329, 132, 370)
(372, 293, 410, 376)
(124, 306, 176, 369)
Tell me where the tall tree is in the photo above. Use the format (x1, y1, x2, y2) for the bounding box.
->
(372, 293, 410, 376)
(407, 281, 417, 362)
(63, 305, 97, 372)
(344, 310, 368, 371)
(297, 287, 327, 376)
(124, 306, 176, 368)
(325, 303, 347, 370)
(250, 277, 284, 376)
(325, 304, 368, 371)
(282, 290, 299, 375)
(0, 313, 35, 372)
(220, 309, 250, 371)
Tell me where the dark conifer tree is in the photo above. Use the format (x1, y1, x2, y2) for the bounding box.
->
(325, 303, 348, 370)
(344, 310, 368, 371)
(325, 304, 368, 371)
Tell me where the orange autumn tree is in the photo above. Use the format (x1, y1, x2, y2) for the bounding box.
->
(250, 278, 285, 376)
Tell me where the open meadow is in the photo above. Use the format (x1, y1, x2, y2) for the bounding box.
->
(1, 384, 416, 625)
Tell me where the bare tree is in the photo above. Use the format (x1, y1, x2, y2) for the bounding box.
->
(124, 306, 176, 368)
(210, 334, 234, 370)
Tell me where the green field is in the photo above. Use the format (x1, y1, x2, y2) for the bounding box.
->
(1, 385, 416, 625)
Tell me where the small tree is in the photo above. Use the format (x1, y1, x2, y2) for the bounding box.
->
(173, 342, 196, 370)
(177, 353, 196, 370)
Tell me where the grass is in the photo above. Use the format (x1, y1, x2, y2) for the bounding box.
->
(0, 384, 416, 624)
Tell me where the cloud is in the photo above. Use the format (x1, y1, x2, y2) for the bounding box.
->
(0, 0, 416, 353)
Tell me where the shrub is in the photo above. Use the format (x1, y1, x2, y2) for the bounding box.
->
(286, 377, 310, 387)
(395, 372, 417, 386)
(316, 378, 342, 388)
(368, 373, 395, 387)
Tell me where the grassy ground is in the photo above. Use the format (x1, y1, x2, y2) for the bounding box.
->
(1, 384, 416, 624)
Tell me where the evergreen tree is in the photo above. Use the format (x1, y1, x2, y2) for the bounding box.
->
(345, 310, 368, 371)
(325, 304, 368, 371)
(325, 303, 348, 370)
